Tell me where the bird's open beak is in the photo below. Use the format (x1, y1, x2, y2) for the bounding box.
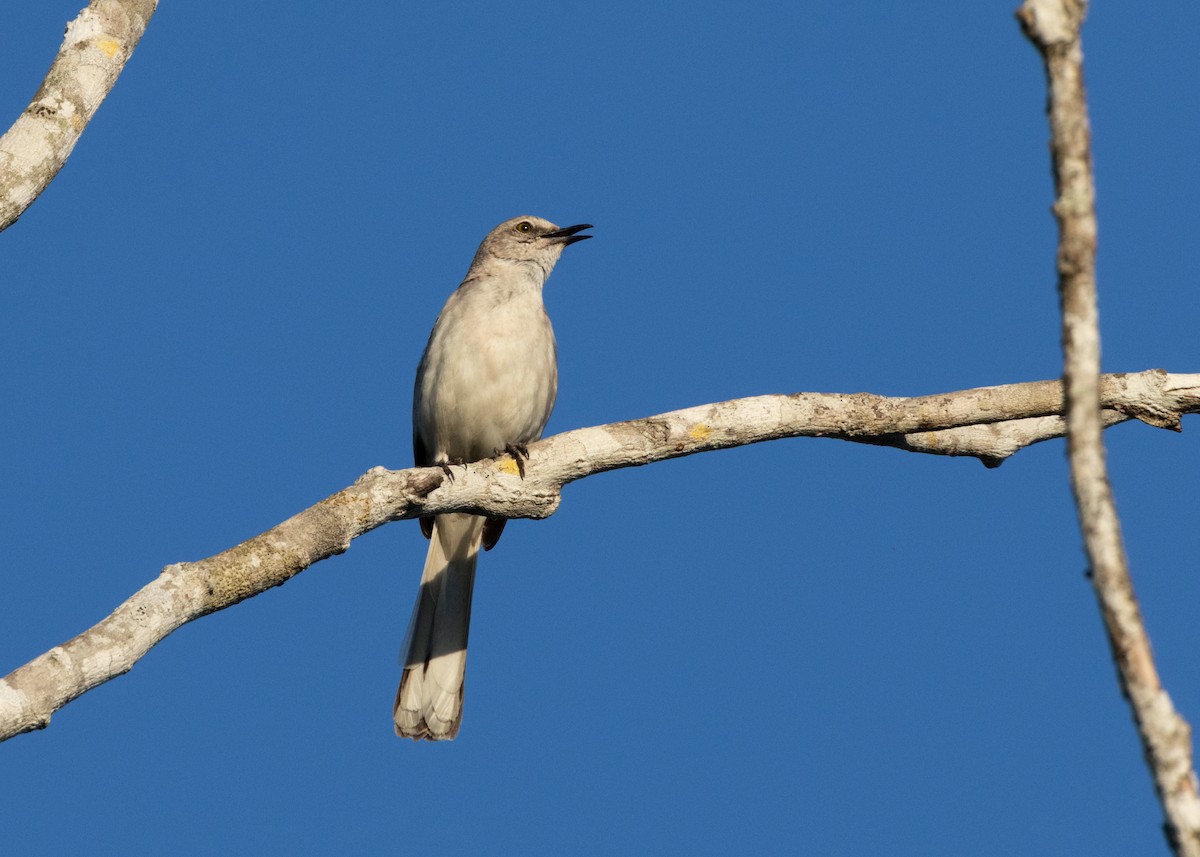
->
(544, 223, 593, 245)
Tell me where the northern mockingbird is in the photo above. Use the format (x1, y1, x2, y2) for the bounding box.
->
(395, 215, 592, 740)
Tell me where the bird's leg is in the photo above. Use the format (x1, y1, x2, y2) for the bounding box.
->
(503, 443, 530, 479)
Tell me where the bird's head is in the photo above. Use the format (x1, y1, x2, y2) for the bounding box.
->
(470, 216, 593, 278)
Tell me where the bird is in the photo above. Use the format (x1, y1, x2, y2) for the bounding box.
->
(395, 215, 592, 740)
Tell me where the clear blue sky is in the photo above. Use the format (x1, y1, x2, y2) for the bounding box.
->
(3, 3, 1198, 855)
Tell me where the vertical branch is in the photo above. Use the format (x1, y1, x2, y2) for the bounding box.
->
(1017, 2, 1200, 854)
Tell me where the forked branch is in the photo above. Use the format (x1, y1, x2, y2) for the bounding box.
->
(2, 370, 1197, 743)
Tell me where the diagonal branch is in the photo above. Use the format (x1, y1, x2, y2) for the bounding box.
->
(0, 0, 158, 233)
(1018, 3, 1200, 854)
(2, 370, 1197, 743)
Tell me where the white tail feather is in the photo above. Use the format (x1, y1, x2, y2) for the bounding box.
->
(394, 513, 484, 740)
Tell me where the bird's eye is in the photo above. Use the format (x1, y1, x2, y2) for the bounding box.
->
(515, 221, 533, 233)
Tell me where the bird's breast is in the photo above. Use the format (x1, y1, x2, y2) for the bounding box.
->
(414, 289, 558, 464)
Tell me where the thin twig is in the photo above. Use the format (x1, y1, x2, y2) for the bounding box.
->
(1018, 2, 1200, 853)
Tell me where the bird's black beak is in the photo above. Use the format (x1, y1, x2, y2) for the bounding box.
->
(544, 223, 593, 245)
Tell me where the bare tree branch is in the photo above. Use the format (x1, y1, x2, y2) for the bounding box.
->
(2, 370, 1197, 744)
(0, 0, 158, 233)
(1018, 3, 1200, 854)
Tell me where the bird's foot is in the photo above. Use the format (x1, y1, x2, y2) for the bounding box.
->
(437, 459, 465, 482)
(503, 443, 530, 479)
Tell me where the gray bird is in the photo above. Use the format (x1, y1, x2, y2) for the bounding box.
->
(395, 215, 592, 740)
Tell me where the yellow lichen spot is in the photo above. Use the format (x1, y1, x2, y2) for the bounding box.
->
(499, 458, 522, 476)
(688, 424, 712, 440)
(96, 37, 120, 57)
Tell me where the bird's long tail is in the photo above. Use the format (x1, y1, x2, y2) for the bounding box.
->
(394, 513, 484, 740)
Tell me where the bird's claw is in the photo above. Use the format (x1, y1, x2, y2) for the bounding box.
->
(504, 443, 530, 479)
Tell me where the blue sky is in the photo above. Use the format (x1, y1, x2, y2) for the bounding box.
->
(2, 3, 1198, 855)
